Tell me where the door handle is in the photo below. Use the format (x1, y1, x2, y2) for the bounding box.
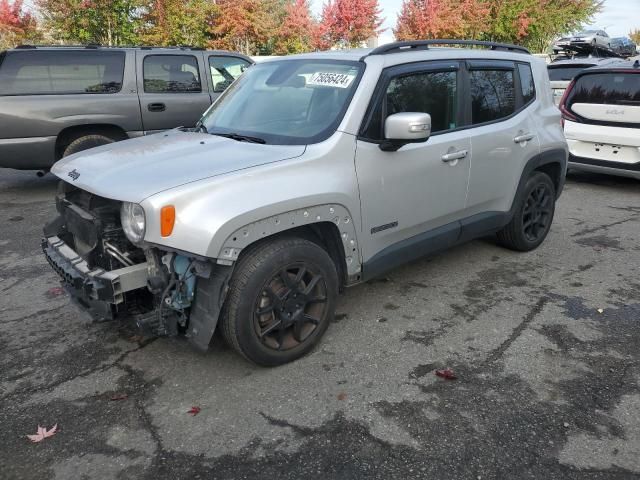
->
(441, 150, 468, 163)
(514, 133, 535, 144)
(147, 102, 166, 112)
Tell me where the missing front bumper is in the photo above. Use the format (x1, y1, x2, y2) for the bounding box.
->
(42, 235, 149, 314)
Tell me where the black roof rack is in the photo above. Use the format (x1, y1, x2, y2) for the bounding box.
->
(14, 44, 205, 51)
(368, 39, 530, 56)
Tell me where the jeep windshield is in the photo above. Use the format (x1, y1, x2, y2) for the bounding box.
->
(199, 59, 364, 145)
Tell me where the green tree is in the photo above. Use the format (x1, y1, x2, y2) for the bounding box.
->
(139, 0, 217, 48)
(486, 0, 603, 53)
(36, 0, 142, 46)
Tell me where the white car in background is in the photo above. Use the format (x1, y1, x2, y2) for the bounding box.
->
(560, 60, 640, 179)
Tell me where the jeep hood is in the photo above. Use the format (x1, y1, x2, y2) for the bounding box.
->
(51, 130, 306, 203)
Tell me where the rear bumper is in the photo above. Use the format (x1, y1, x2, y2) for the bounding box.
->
(42, 235, 149, 318)
(569, 155, 640, 180)
(0, 136, 57, 170)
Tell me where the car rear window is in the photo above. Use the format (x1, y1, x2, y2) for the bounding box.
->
(548, 65, 594, 82)
(0, 50, 126, 96)
(568, 72, 640, 105)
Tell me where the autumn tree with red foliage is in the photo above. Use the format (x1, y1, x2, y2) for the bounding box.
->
(394, 0, 490, 40)
(274, 0, 317, 54)
(209, 0, 282, 55)
(317, 0, 384, 49)
(0, 0, 37, 48)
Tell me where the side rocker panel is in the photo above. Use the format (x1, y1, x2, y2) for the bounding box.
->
(218, 204, 362, 278)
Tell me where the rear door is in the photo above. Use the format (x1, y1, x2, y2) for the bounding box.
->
(136, 51, 211, 132)
(205, 54, 252, 102)
(465, 61, 540, 215)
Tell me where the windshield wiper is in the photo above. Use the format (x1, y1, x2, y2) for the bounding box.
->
(197, 123, 208, 134)
(211, 132, 266, 144)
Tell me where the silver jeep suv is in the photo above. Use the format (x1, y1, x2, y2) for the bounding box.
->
(43, 40, 568, 366)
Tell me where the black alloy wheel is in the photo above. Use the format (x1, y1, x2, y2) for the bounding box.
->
(254, 264, 328, 351)
(522, 183, 553, 243)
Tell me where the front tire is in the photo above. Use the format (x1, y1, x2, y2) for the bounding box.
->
(62, 134, 115, 158)
(497, 172, 556, 252)
(220, 237, 339, 366)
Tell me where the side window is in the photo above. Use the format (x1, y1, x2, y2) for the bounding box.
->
(143, 55, 201, 93)
(518, 63, 535, 104)
(0, 50, 125, 95)
(363, 69, 458, 140)
(209, 56, 251, 93)
(470, 69, 516, 124)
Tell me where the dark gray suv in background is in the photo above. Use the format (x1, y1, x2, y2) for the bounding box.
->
(0, 46, 252, 171)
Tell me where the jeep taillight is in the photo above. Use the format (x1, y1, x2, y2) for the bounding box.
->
(559, 79, 578, 127)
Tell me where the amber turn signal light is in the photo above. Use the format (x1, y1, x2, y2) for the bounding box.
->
(160, 205, 175, 237)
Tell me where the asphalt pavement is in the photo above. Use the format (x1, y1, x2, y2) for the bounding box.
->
(1, 167, 639, 479)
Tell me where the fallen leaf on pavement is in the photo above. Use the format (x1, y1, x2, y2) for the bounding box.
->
(435, 368, 457, 380)
(597, 308, 604, 314)
(187, 406, 201, 416)
(128, 335, 145, 343)
(337, 392, 347, 401)
(45, 287, 65, 298)
(27, 424, 57, 443)
(110, 393, 128, 401)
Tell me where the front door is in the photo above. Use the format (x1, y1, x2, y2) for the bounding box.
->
(137, 52, 212, 132)
(355, 62, 471, 263)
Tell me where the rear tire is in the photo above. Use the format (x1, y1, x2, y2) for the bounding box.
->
(497, 172, 556, 252)
(62, 134, 115, 158)
(219, 237, 339, 366)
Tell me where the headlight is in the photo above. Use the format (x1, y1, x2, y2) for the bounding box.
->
(120, 202, 146, 244)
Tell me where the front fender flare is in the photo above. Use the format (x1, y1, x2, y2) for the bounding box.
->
(215, 204, 362, 277)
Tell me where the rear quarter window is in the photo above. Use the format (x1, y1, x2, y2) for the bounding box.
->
(0, 50, 126, 95)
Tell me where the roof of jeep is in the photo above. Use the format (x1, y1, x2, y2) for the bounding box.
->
(260, 46, 534, 64)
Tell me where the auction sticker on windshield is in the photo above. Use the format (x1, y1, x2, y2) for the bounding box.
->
(308, 72, 356, 88)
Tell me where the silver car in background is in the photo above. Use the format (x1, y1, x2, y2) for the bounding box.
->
(569, 30, 611, 49)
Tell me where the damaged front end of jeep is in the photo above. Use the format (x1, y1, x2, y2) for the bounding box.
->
(42, 182, 231, 350)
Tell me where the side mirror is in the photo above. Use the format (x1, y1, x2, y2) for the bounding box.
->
(380, 112, 431, 152)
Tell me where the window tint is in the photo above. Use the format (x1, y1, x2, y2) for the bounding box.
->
(364, 70, 458, 139)
(548, 65, 593, 82)
(568, 73, 640, 105)
(209, 56, 251, 93)
(143, 55, 201, 93)
(518, 63, 535, 103)
(0, 50, 125, 95)
(470, 69, 516, 124)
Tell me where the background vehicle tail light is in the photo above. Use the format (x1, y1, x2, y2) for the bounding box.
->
(558, 79, 578, 127)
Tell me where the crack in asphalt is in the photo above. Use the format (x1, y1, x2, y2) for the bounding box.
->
(571, 215, 639, 238)
(0, 337, 158, 402)
(484, 296, 550, 364)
